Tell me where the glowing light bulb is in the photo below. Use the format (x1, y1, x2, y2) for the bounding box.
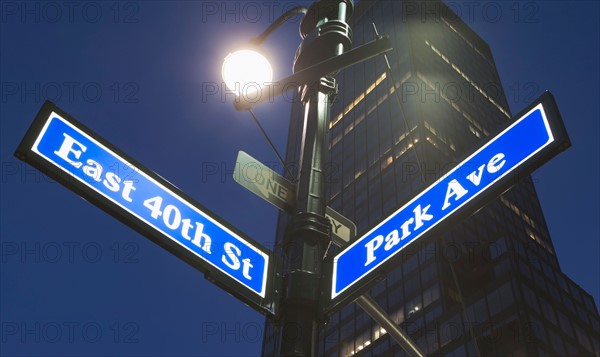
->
(222, 49, 273, 96)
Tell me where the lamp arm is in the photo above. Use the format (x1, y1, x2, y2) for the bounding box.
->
(250, 6, 308, 46)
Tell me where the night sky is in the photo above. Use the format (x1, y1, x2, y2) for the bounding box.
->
(1, 1, 598, 356)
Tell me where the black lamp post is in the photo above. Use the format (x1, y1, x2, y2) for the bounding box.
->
(278, 2, 352, 355)
(222, 1, 395, 355)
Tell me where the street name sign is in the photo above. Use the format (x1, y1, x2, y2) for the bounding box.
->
(15, 101, 280, 317)
(324, 92, 570, 313)
(233, 151, 356, 245)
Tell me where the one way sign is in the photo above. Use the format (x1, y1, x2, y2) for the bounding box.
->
(233, 151, 356, 245)
(233, 151, 296, 213)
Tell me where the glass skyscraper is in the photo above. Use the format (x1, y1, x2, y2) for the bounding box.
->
(262, 1, 600, 355)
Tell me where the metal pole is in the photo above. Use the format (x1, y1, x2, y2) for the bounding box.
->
(355, 295, 426, 357)
(278, 1, 353, 355)
(328, 238, 425, 356)
(278, 77, 336, 357)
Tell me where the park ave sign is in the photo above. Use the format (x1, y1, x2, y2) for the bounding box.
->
(324, 91, 569, 312)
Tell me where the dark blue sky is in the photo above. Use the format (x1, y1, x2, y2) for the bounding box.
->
(1, 1, 598, 356)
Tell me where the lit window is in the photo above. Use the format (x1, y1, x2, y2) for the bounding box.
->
(381, 156, 393, 169)
(424, 40, 510, 119)
(330, 72, 388, 129)
(442, 18, 492, 65)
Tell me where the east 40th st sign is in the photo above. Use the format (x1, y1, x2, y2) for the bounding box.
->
(15, 101, 280, 316)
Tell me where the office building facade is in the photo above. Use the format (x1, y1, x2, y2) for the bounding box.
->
(262, 1, 600, 355)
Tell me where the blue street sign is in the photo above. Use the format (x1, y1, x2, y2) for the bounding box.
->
(327, 92, 569, 307)
(15, 102, 279, 316)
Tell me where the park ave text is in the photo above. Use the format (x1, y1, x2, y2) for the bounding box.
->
(364, 152, 506, 267)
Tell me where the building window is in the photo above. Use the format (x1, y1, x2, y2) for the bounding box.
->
(574, 324, 593, 353)
(486, 281, 514, 316)
(522, 285, 539, 312)
(439, 313, 463, 348)
(547, 329, 567, 355)
(422, 283, 440, 309)
(557, 310, 574, 338)
(529, 316, 548, 344)
(330, 72, 388, 129)
(539, 297, 557, 326)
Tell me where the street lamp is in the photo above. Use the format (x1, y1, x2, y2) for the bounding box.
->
(221, 6, 309, 169)
(221, 1, 403, 356)
(223, 4, 352, 355)
(222, 6, 345, 355)
(221, 5, 307, 98)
